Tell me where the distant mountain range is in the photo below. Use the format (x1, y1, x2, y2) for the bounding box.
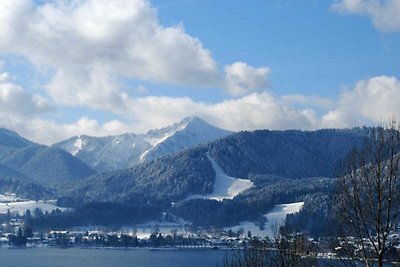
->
(53, 117, 232, 172)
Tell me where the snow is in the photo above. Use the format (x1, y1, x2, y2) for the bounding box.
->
(123, 222, 190, 239)
(140, 120, 189, 162)
(0, 193, 18, 202)
(55, 117, 230, 172)
(186, 154, 253, 201)
(72, 137, 84, 156)
(144, 125, 185, 148)
(139, 150, 149, 162)
(0, 200, 67, 215)
(225, 202, 304, 238)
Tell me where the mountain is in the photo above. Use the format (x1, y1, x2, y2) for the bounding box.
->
(53, 117, 232, 172)
(0, 162, 29, 180)
(0, 128, 32, 159)
(207, 128, 367, 179)
(57, 128, 368, 228)
(0, 128, 95, 188)
(2, 146, 95, 185)
(66, 128, 367, 205)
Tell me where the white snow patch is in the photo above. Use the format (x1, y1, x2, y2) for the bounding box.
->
(72, 137, 84, 156)
(145, 131, 177, 148)
(139, 150, 149, 162)
(0, 200, 67, 215)
(186, 154, 253, 201)
(226, 202, 304, 238)
(145, 119, 190, 148)
(0, 193, 18, 202)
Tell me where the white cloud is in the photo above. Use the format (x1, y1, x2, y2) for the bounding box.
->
(322, 76, 400, 127)
(224, 62, 270, 96)
(331, 0, 400, 32)
(0, 72, 52, 117)
(0, 0, 272, 111)
(281, 94, 334, 110)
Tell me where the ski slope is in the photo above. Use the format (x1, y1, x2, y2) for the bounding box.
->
(226, 202, 304, 238)
(186, 154, 253, 201)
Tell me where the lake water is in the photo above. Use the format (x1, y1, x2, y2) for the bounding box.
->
(0, 247, 225, 267)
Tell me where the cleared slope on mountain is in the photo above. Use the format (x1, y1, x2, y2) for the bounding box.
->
(54, 117, 231, 172)
(185, 154, 253, 201)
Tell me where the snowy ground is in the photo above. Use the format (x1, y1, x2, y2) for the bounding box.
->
(0, 193, 20, 202)
(0, 200, 67, 215)
(121, 221, 191, 239)
(186, 154, 253, 201)
(226, 202, 304, 238)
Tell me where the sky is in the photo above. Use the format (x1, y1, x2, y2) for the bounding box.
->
(0, 0, 399, 145)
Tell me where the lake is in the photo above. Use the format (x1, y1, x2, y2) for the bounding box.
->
(0, 247, 225, 267)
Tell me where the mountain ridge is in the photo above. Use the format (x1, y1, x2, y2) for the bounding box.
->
(54, 116, 232, 172)
(0, 127, 96, 190)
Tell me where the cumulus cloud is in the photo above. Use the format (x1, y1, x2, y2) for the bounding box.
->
(331, 0, 400, 32)
(0, 0, 271, 110)
(224, 62, 270, 96)
(0, 72, 52, 117)
(322, 76, 400, 127)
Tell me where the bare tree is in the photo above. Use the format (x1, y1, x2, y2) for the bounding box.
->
(223, 235, 318, 267)
(335, 121, 400, 266)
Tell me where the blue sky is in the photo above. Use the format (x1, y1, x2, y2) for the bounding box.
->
(0, 0, 399, 144)
(151, 0, 400, 96)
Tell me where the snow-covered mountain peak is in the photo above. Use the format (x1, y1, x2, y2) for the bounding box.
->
(53, 117, 233, 172)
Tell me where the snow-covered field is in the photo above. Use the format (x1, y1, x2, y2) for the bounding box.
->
(186, 154, 253, 201)
(226, 202, 304, 238)
(0, 200, 67, 215)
